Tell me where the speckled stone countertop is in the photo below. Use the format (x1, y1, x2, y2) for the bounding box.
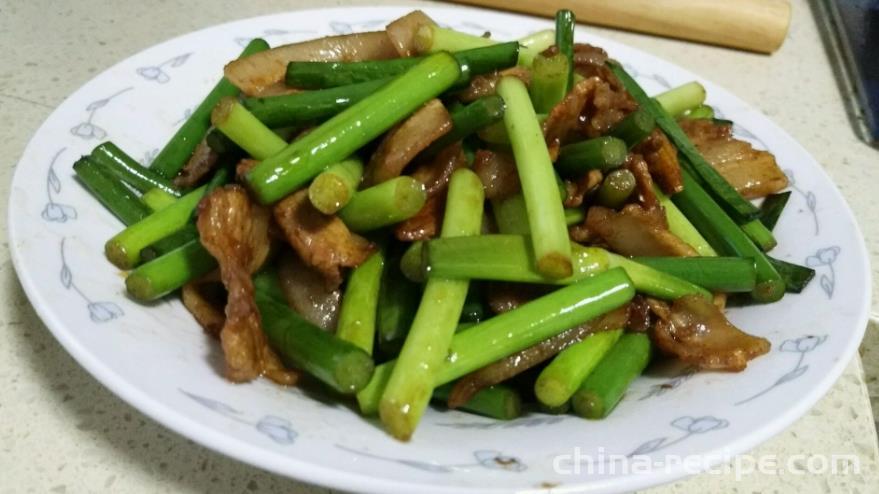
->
(1, 0, 877, 492)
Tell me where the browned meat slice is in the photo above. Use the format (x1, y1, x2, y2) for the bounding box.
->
(540, 43, 633, 138)
(472, 149, 520, 200)
(277, 252, 341, 331)
(386, 10, 436, 57)
(680, 119, 788, 199)
(446, 305, 629, 408)
(572, 43, 609, 69)
(541, 76, 637, 157)
(625, 153, 660, 210)
(364, 99, 452, 185)
(563, 169, 602, 208)
(273, 189, 375, 285)
(394, 143, 465, 241)
(235, 158, 259, 182)
(540, 43, 609, 75)
(585, 205, 698, 257)
(651, 294, 770, 371)
(181, 270, 225, 337)
(626, 295, 653, 333)
(543, 77, 603, 157)
(174, 139, 219, 189)
(197, 186, 296, 385)
(633, 129, 683, 194)
(395, 193, 444, 241)
(410, 142, 467, 198)
(225, 31, 398, 96)
(645, 297, 671, 321)
(568, 221, 593, 244)
(457, 66, 531, 102)
(624, 296, 681, 334)
(585, 74, 638, 137)
(485, 282, 553, 314)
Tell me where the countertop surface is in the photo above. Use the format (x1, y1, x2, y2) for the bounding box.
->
(1, 0, 878, 493)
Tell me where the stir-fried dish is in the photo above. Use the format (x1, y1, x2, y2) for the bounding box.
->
(75, 10, 815, 441)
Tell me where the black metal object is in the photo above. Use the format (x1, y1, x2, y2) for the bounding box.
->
(815, 0, 879, 144)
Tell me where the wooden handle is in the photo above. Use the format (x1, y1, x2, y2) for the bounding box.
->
(446, 0, 792, 53)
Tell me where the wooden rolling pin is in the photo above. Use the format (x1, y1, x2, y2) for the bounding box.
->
(444, 0, 792, 53)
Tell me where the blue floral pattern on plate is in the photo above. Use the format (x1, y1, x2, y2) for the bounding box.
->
(41, 148, 78, 223)
(735, 335, 829, 405)
(136, 53, 191, 84)
(336, 444, 526, 473)
(785, 168, 820, 235)
(629, 416, 729, 456)
(181, 389, 298, 445)
(806, 246, 841, 298)
(69, 87, 132, 140)
(59, 238, 124, 323)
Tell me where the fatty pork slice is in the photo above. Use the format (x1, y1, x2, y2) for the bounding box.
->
(633, 129, 684, 194)
(652, 294, 770, 371)
(680, 119, 788, 199)
(224, 31, 398, 96)
(196, 185, 297, 385)
(364, 99, 453, 185)
(273, 189, 375, 286)
(585, 204, 698, 257)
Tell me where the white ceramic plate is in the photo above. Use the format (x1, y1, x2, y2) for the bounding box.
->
(8, 6, 872, 494)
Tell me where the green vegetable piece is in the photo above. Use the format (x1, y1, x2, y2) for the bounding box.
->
(654, 81, 707, 117)
(556, 136, 628, 176)
(497, 76, 572, 278)
(337, 176, 427, 233)
(126, 239, 216, 300)
(307, 157, 364, 215)
(379, 169, 484, 440)
(768, 257, 815, 293)
(682, 104, 715, 120)
(555, 9, 576, 92)
(530, 54, 569, 113)
(90, 142, 180, 196)
(608, 108, 656, 148)
(535, 329, 623, 407)
(243, 78, 391, 128)
(150, 39, 269, 178)
(741, 218, 778, 252)
(420, 96, 505, 161)
(285, 42, 518, 89)
(595, 169, 636, 209)
(609, 62, 760, 220)
(671, 168, 784, 302)
(211, 97, 287, 160)
(572, 333, 652, 419)
(336, 249, 385, 355)
(433, 384, 522, 420)
(105, 177, 218, 270)
(73, 157, 152, 226)
(141, 187, 178, 212)
(759, 191, 792, 231)
(245, 53, 461, 204)
(356, 268, 636, 415)
(254, 272, 375, 394)
(655, 185, 717, 256)
(631, 256, 757, 293)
